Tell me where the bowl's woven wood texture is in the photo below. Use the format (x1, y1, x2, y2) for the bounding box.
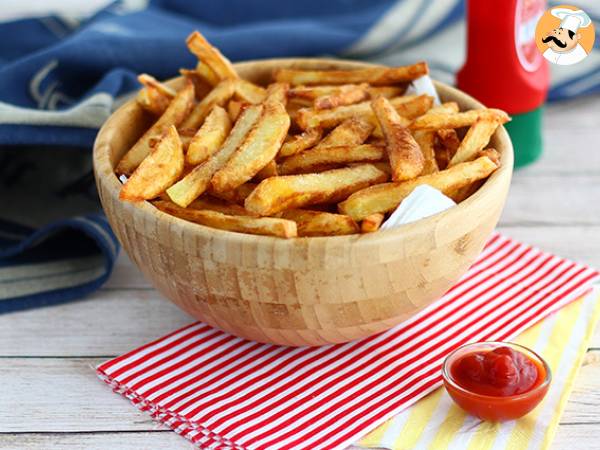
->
(94, 59, 513, 346)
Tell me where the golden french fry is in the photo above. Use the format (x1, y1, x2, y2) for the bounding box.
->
(361, 213, 385, 233)
(183, 196, 256, 216)
(289, 84, 404, 101)
(315, 117, 373, 149)
(136, 86, 172, 115)
(138, 74, 176, 97)
(339, 156, 499, 220)
(227, 100, 248, 121)
(448, 119, 499, 167)
(264, 82, 289, 105)
(120, 126, 183, 201)
(166, 105, 262, 207)
(245, 164, 388, 216)
(278, 144, 385, 175)
(195, 61, 220, 86)
(180, 79, 236, 131)
(153, 200, 297, 238)
(186, 105, 232, 165)
(235, 79, 267, 104)
(179, 68, 213, 101)
(211, 88, 290, 193)
(314, 83, 369, 109)
(274, 62, 428, 85)
(253, 160, 278, 181)
(280, 210, 359, 236)
(413, 130, 438, 175)
(372, 96, 424, 181)
(278, 127, 323, 158)
(478, 147, 501, 166)
(435, 128, 461, 169)
(296, 95, 432, 130)
(186, 31, 238, 80)
(429, 102, 459, 114)
(210, 182, 257, 204)
(410, 108, 509, 131)
(117, 80, 194, 174)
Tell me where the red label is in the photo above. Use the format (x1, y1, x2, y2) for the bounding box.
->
(516, 0, 546, 71)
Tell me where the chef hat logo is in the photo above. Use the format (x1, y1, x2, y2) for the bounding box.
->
(534, 5, 595, 66)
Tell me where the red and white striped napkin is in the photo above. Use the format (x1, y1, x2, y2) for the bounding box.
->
(97, 233, 599, 450)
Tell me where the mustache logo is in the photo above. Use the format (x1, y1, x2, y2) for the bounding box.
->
(542, 35, 567, 48)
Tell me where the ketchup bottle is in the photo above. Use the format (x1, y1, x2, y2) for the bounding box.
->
(457, 0, 549, 167)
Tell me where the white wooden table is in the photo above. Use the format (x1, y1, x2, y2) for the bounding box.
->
(1, 97, 599, 449)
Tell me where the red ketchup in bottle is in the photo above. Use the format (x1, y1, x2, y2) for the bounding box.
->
(457, 0, 549, 167)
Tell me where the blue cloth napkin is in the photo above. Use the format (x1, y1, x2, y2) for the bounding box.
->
(1, 0, 598, 313)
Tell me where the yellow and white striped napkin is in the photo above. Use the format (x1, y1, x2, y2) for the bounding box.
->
(356, 287, 600, 450)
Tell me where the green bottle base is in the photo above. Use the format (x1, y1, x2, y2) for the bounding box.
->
(504, 107, 543, 168)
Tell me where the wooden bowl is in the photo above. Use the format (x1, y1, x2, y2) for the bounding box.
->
(93, 58, 513, 347)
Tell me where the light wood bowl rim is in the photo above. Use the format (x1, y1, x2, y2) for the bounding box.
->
(93, 57, 513, 247)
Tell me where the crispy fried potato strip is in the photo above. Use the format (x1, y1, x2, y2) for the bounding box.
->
(235, 79, 267, 104)
(361, 213, 385, 233)
(245, 164, 388, 216)
(274, 62, 428, 85)
(180, 79, 236, 132)
(296, 95, 432, 130)
(211, 85, 290, 193)
(154, 200, 297, 238)
(281, 210, 359, 236)
(186, 105, 232, 165)
(136, 74, 176, 115)
(117, 80, 194, 174)
(195, 61, 220, 86)
(448, 119, 500, 166)
(210, 182, 257, 204)
(279, 144, 385, 175)
(410, 108, 509, 131)
(315, 117, 372, 149)
(253, 160, 278, 181)
(186, 31, 238, 81)
(372, 96, 424, 181)
(338, 156, 499, 220)
(120, 126, 183, 201)
(314, 84, 369, 109)
(278, 128, 323, 158)
(166, 105, 262, 207)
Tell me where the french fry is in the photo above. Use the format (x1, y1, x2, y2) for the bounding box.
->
(264, 82, 289, 105)
(413, 130, 438, 175)
(195, 61, 220, 86)
(166, 105, 262, 207)
(372, 96, 424, 181)
(314, 83, 369, 109)
(448, 119, 499, 166)
(186, 105, 232, 165)
(136, 74, 176, 115)
(289, 84, 404, 101)
(278, 127, 323, 158)
(137, 86, 172, 115)
(211, 87, 290, 193)
(410, 108, 509, 131)
(479, 147, 501, 165)
(117, 80, 195, 174)
(429, 102, 459, 114)
(153, 200, 297, 238)
(278, 144, 385, 175)
(315, 117, 373, 149)
(227, 100, 248, 121)
(180, 79, 236, 131)
(185, 196, 256, 216)
(339, 156, 499, 220)
(120, 126, 183, 201)
(280, 210, 359, 236)
(210, 182, 257, 204)
(361, 213, 385, 233)
(296, 95, 432, 130)
(235, 79, 267, 104)
(253, 160, 278, 181)
(245, 164, 388, 216)
(186, 31, 238, 80)
(179, 68, 213, 100)
(274, 62, 428, 85)
(435, 128, 461, 169)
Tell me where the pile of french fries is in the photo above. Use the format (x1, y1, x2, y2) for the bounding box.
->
(116, 31, 509, 239)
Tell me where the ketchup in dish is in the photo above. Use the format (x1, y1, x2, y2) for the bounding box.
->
(442, 342, 551, 421)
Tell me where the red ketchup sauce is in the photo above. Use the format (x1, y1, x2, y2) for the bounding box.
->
(443, 343, 550, 421)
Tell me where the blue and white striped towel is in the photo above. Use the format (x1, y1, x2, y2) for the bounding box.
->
(1, 0, 599, 313)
